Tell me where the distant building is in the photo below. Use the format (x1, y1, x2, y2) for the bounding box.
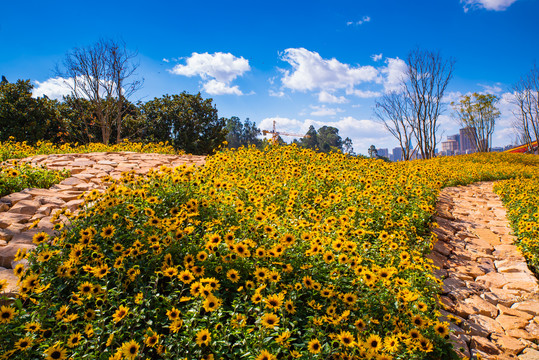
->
(392, 147, 403, 161)
(441, 139, 459, 155)
(377, 148, 389, 158)
(460, 127, 476, 153)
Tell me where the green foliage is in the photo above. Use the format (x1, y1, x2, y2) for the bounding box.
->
(140, 93, 227, 154)
(0, 79, 63, 143)
(495, 177, 539, 275)
(299, 125, 345, 153)
(224, 117, 261, 149)
(0, 163, 70, 197)
(451, 92, 500, 152)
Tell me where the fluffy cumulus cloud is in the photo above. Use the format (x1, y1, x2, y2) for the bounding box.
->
(318, 91, 348, 104)
(346, 89, 382, 98)
(371, 53, 383, 62)
(309, 105, 344, 117)
(279, 48, 379, 93)
(380, 57, 407, 93)
(461, 0, 518, 11)
(32, 77, 73, 100)
(169, 52, 250, 95)
(202, 80, 243, 96)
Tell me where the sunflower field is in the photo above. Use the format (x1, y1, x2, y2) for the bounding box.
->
(0, 138, 179, 162)
(1, 144, 539, 360)
(0, 162, 70, 198)
(495, 176, 539, 275)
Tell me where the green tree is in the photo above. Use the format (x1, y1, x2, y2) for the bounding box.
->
(300, 125, 319, 150)
(343, 137, 355, 155)
(225, 117, 261, 148)
(451, 93, 500, 152)
(317, 126, 343, 153)
(368, 145, 378, 158)
(0, 79, 62, 143)
(140, 92, 226, 154)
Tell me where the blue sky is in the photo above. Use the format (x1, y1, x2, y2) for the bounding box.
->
(1, 0, 538, 155)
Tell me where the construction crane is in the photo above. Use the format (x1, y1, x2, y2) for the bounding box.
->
(262, 120, 310, 145)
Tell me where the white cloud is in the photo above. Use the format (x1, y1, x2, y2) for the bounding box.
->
(346, 89, 382, 98)
(371, 53, 383, 62)
(310, 105, 344, 117)
(202, 79, 243, 96)
(478, 83, 503, 94)
(279, 48, 378, 93)
(269, 89, 286, 97)
(461, 0, 518, 11)
(318, 90, 348, 103)
(162, 58, 170, 63)
(169, 52, 250, 95)
(380, 57, 408, 93)
(347, 16, 371, 26)
(33, 77, 73, 100)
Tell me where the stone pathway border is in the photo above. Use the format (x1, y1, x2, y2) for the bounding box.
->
(431, 182, 539, 360)
(0, 152, 205, 298)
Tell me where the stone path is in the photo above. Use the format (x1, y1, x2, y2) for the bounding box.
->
(0, 152, 205, 298)
(431, 182, 539, 360)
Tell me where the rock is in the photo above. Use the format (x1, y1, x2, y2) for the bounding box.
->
(0, 243, 35, 268)
(468, 314, 504, 334)
(427, 250, 446, 269)
(0, 203, 9, 212)
(0, 192, 32, 206)
(493, 244, 525, 260)
(34, 196, 66, 207)
(473, 228, 501, 246)
(497, 304, 534, 321)
(64, 199, 84, 212)
(470, 336, 500, 355)
(0, 213, 32, 229)
(490, 334, 526, 355)
(496, 314, 529, 331)
(0, 267, 19, 297)
(465, 235, 494, 254)
(7, 199, 41, 215)
(476, 272, 508, 289)
(512, 300, 539, 317)
(461, 319, 491, 338)
(464, 295, 498, 317)
(59, 177, 86, 186)
(443, 277, 466, 294)
(433, 240, 453, 256)
(526, 319, 539, 338)
(495, 259, 532, 273)
(506, 328, 536, 340)
(519, 348, 539, 360)
(489, 288, 523, 307)
(455, 264, 486, 279)
(450, 332, 471, 359)
(22, 189, 79, 202)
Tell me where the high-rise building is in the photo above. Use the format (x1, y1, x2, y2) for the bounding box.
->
(441, 139, 458, 155)
(392, 147, 402, 161)
(459, 127, 476, 153)
(377, 148, 389, 158)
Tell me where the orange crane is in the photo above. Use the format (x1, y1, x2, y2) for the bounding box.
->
(262, 120, 310, 145)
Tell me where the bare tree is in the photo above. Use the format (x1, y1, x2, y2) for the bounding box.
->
(374, 91, 414, 160)
(451, 93, 500, 152)
(511, 64, 539, 153)
(56, 39, 143, 144)
(404, 49, 455, 159)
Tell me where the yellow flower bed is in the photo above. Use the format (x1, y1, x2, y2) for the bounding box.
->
(0, 138, 180, 162)
(1, 145, 538, 360)
(494, 176, 539, 274)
